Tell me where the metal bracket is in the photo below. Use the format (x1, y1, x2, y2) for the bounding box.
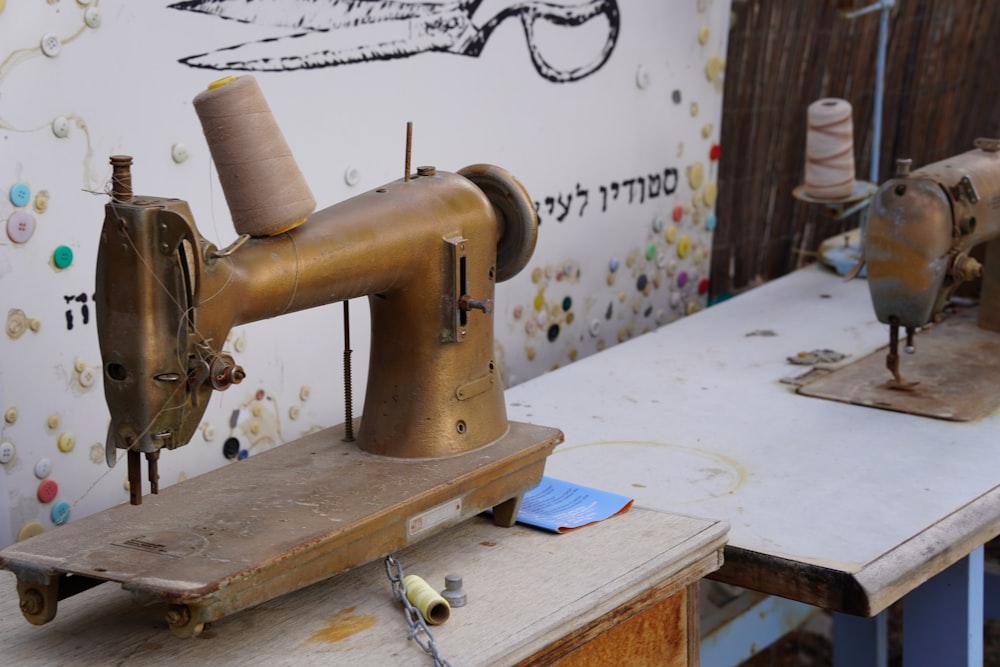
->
(445, 236, 468, 343)
(952, 175, 980, 204)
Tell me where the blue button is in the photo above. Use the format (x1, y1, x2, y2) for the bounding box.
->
(51, 500, 71, 525)
(9, 183, 30, 207)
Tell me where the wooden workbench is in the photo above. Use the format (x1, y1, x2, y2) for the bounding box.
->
(0, 507, 726, 666)
(504, 263, 1000, 665)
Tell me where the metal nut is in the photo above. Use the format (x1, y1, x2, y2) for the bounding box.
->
(440, 574, 466, 607)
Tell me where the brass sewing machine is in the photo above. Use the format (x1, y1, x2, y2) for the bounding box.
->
(0, 77, 562, 636)
(800, 138, 1000, 420)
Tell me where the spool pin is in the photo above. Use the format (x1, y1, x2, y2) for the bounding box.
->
(193, 76, 316, 237)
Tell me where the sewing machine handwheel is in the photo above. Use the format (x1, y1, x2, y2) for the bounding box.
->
(459, 164, 538, 282)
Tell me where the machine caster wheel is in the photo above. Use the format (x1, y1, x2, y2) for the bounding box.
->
(166, 604, 206, 638)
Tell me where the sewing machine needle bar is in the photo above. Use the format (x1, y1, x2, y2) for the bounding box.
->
(887, 323, 902, 382)
(127, 450, 142, 505)
(147, 451, 160, 495)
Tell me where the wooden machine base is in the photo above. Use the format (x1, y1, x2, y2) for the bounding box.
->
(797, 307, 1000, 421)
(0, 421, 563, 636)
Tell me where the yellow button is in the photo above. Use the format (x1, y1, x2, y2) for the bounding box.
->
(18, 521, 45, 542)
(677, 235, 691, 259)
(706, 55, 725, 81)
(58, 432, 75, 453)
(704, 181, 719, 207)
(688, 162, 704, 190)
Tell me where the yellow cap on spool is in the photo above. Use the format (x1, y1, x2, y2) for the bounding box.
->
(208, 75, 238, 91)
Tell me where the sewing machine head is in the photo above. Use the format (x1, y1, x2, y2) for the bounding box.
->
(0, 76, 563, 638)
(95, 79, 540, 504)
(864, 138, 1000, 384)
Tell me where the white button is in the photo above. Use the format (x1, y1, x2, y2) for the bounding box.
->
(40, 33, 61, 57)
(52, 116, 70, 138)
(0, 441, 15, 464)
(344, 166, 361, 186)
(35, 457, 52, 479)
(7, 212, 35, 243)
(171, 143, 190, 164)
(79, 366, 97, 388)
(84, 7, 101, 28)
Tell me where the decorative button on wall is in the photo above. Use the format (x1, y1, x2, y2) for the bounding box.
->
(7, 211, 35, 243)
(9, 182, 30, 207)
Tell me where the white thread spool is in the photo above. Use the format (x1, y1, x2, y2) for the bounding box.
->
(804, 98, 856, 200)
(193, 76, 316, 237)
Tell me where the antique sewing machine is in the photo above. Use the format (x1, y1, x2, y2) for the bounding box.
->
(866, 138, 1000, 385)
(0, 77, 562, 636)
(800, 138, 1000, 419)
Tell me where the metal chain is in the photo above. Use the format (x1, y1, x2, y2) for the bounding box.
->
(384, 555, 452, 667)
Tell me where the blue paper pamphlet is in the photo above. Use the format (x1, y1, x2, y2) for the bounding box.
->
(513, 476, 633, 533)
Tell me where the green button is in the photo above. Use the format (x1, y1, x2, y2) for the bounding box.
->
(53, 245, 73, 269)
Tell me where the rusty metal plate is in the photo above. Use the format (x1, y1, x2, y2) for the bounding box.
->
(797, 308, 1000, 421)
(0, 420, 562, 634)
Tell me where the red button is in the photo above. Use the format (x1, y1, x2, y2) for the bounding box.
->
(672, 205, 684, 222)
(710, 144, 721, 161)
(698, 278, 710, 295)
(37, 479, 58, 503)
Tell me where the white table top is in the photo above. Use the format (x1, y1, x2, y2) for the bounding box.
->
(506, 264, 1000, 615)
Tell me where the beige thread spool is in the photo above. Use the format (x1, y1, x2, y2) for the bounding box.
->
(193, 75, 316, 237)
(403, 575, 451, 625)
(804, 98, 856, 200)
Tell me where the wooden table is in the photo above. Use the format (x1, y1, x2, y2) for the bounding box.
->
(504, 264, 999, 666)
(0, 507, 726, 666)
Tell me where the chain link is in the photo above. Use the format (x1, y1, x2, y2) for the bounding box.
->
(384, 555, 452, 667)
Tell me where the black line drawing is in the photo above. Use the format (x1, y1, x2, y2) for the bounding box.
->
(169, 0, 620, 82)
(63, 292, 91, 330)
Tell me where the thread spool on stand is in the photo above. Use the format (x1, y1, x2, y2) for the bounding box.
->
(793, 97, 876, 220)
(805, 98, 855, 199)
(194, 76, 316, 237)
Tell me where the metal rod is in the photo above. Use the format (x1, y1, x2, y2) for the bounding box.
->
(343, 300, 355, 442)
(840, 0, 894, 183)
(404, 121, 413, 182)
(147, 451, 160, 495)
(871, 0, 891, 183)
(127, 450, 142, 505)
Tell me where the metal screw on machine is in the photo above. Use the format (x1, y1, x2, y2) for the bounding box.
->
(441, 574, 467, 607)
(459, 295, 493, 314)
